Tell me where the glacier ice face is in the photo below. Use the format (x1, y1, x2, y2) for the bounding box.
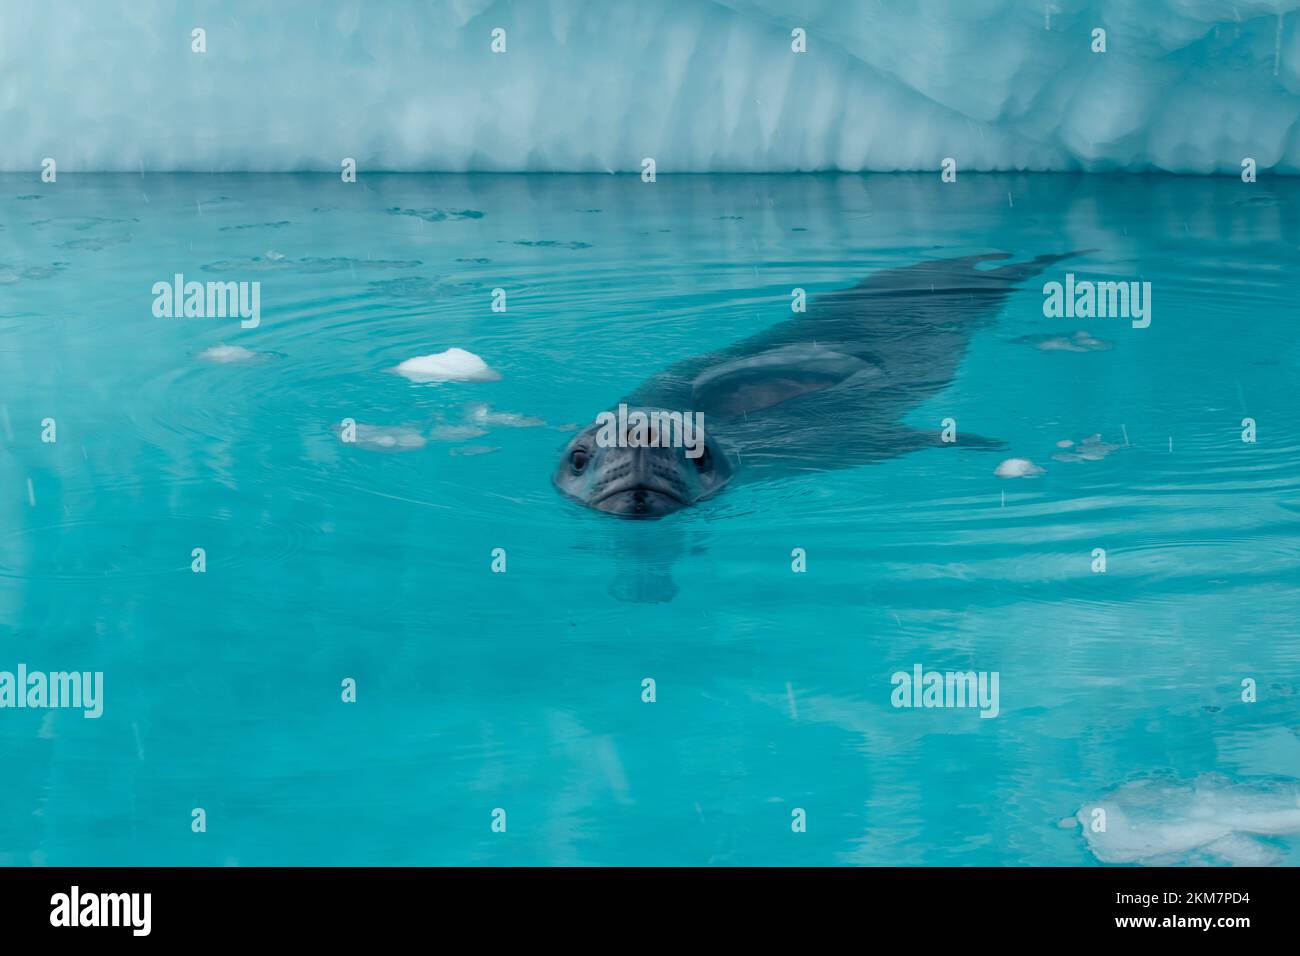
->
(4, 0, 1300, 173)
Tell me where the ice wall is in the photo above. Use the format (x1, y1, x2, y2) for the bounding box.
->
(3, 0, 1300, 173)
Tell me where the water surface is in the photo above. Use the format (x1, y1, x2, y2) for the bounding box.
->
(1, 173, 1298, 865)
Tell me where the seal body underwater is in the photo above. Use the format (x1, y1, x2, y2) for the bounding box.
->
(554, 252, 1086, 518)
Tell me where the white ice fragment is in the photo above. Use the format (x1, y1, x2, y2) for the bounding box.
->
(395, 348, 500, 383)
(466, 403, 545, 427)
(1076, 775, 1300, 866)
(994, 457, 1045, 478)
(199, 344, 258, 363)
(1053, 433, 1121, 463)
(430, 424, 488, 441)
(345, 424, 427, 451)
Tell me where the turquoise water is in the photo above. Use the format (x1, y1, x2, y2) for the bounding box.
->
(2, 172, 1299, 866)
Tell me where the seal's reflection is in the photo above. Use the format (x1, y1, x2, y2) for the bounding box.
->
(585, 514, 695, 604)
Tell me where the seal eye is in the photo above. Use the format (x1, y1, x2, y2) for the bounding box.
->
(694, 446, 712, 472)
(570, 448, 589, 473)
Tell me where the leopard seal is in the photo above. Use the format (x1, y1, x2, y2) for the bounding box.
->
(555, 252, 1085, 518)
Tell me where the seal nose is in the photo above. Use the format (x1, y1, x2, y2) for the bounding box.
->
(632, 489, 649, 514)
(627, 445, 655, 483)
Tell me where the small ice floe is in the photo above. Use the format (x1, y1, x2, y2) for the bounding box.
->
(430, 424, 488, 441)
(450, 445, 499, 457)
(395, 348, 500, 383)
(1072, 774, 1300, 866)
(1015, 330, 1113, 352)
(994, 457, 1045, 478)
(199, 344, 259, 364)
(466, 403, 545, 428)
(1052, 433, 1120, 463)
(342, 424, 427, 451)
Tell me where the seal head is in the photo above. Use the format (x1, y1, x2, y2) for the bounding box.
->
(553, 406, 733, 518)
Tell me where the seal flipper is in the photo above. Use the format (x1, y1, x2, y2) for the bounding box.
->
(690, 344, 882, 420)
(734, 424, 1006, 478)
(871, 426, 1006, 457)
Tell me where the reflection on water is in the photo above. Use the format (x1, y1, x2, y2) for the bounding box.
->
(1, 173, 1298, 865)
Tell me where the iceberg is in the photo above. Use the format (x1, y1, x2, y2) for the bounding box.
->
(5, 0, 1300, 173)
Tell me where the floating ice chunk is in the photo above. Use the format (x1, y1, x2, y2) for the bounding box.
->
(1053, 433, 1121, 463)
(395, 348, 500, 383)
(994, 458, 1045, 478)
(1074, 775, 1300, 866)
(466, 403, 545, 427)
(343, 424, 427, 451)
(199, 344, 259, 364)
(1015, 330, 1113, 353)
(450, 445, 499, 457)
